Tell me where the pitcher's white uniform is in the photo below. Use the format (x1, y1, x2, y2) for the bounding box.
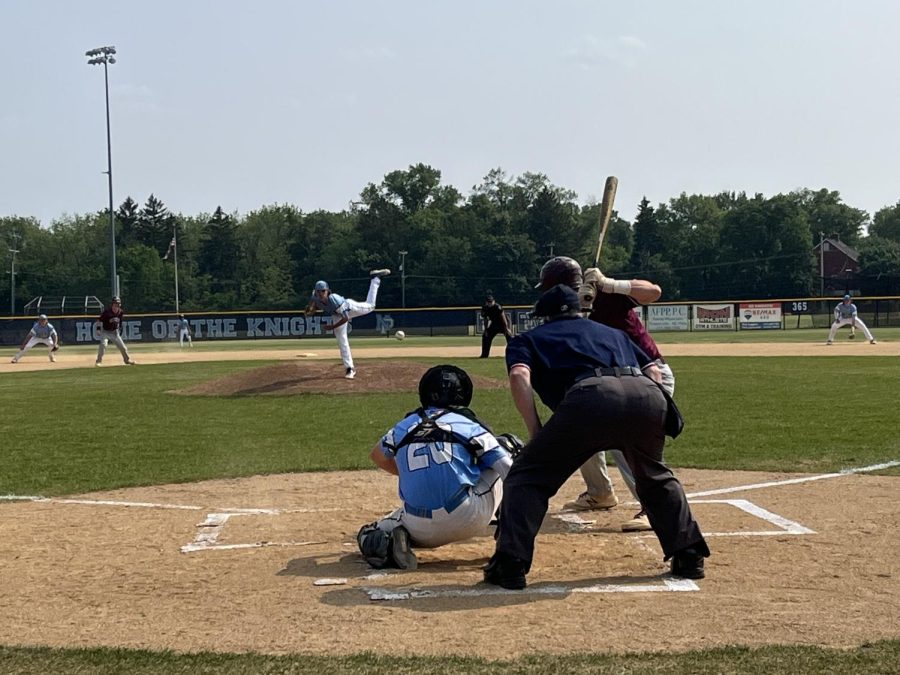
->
(827, 296, 875, 344)
(308, 271, 388, 378)
(11, 317, 58, 363)
(373, 408, 511, 548)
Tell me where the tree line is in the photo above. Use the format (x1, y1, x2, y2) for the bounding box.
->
(3, 163, 900, 314)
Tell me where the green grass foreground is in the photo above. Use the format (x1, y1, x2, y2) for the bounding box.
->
(1, 641, 899, 675)
(1, 356, 899, 496)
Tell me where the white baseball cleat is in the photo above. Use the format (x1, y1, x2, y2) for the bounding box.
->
(369, 268, 391, 278)
(345, 367, 356, 379)
(825, 341, 833, 345)
(49, 353, 56, 363)
(95, 361, 102, 367)
(563, 491, 618, 511)
(10, 358, 17, 364)
(870, 339, 877, 344)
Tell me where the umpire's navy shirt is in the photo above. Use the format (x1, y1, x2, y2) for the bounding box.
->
(506, 315, 653, 411)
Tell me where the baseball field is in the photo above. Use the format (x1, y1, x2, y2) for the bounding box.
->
(2, 332, 899, 674)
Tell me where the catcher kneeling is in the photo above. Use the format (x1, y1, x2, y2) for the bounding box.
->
(357, 365, 521, 569)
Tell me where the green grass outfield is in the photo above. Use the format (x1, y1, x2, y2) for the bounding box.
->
(1, 352, 899, 673)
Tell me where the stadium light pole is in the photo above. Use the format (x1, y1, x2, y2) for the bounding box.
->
(8, 232, 20, 316)
(819, 231, 825, 297)
(86, 45, 118, 299)
(399, 250, 408, 308)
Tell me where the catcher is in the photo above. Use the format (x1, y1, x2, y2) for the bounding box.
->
(826, 294, 876, 345)
(305, 269, 390, 379)
(357, 364, 521, 570)
(11, 314, 59, 363)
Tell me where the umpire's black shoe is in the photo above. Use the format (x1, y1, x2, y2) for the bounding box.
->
(389, 526, 418, 570)
(483, 552, 527, 590)
(671, 548, 706, 579)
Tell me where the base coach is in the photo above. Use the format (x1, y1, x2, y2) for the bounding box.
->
(484, 284, 709, 589)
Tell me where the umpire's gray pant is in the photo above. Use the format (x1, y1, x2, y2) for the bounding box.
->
(496, 373, 707, 568)
(97, 330, 131, 363)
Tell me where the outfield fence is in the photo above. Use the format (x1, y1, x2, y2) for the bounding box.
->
(2, 297, 899, 346)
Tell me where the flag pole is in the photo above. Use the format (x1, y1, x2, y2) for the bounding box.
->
(173, 225, 180, 315)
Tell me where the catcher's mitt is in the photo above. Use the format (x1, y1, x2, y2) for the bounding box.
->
(496, 433, 525, 459)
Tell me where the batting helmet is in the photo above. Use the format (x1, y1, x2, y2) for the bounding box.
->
(418, 364, 473, 409)
(314, 280, 329, 291)
(535, 256, 582, 291)
(111, 296, 121, 304)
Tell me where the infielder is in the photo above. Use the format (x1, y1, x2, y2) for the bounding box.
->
(178, 315, 193, 347)
(95, 296, 136, 366)
(357, 365, 518, 569)
(11, 314, 59, 363)
(826, 294, 876, 345)
(305, 269, 390, 379)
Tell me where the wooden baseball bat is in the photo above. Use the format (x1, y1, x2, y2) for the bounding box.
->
(593, 176, 619, 266)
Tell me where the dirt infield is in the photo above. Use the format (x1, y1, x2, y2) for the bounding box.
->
(2, 339, 899, 374)
(175, 361, 508, 396)
(1, 466, 898, 657)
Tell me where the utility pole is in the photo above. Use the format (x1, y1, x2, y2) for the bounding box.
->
(86, 45, 118, 298)
(399, 250, 408, 308)
(819, 231, 825, 297)
(8, 232, 20, 316)
(173, 225, 180, 314)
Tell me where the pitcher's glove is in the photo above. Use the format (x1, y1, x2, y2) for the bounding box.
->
(304, 303, 317, 317)
(496, 433, 525, 460)
(51, 344, 60, 352)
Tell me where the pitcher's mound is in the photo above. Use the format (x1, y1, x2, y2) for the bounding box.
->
(175, 361, 507, 396)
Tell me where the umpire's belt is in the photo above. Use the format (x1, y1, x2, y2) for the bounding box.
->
(574, 366, 644, 384)
(404, 486, 470, 519)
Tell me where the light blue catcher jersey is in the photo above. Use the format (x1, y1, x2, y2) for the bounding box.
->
(31, 322, 56, 339)
(309, 291, 348, 316)
(380, 408, 509, 510)
(835, 302, 857, 320)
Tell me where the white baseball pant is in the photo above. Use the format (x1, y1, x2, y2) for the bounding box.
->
(333, 277, 381, 370)
(179, 328, 192, 347)
(827, 317, 873, 343)
(12, 337, 55, 362)
(377, 467, 503, 548)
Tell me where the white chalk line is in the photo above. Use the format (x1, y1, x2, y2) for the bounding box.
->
(0, 494, 345, 515)
(364, 578, 699, 601)
(634, 499, 815, 539)
(179, 513, 327, 553)
(685, 460, 900, 499)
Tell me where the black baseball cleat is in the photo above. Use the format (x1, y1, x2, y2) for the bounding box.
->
(389, 526, 418, 570)
(670, 548, 706, 579)
(369, 268, 391, 278)
(483, 552, 528, 590)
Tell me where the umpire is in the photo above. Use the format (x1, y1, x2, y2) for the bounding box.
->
(484, 284, 709, 590)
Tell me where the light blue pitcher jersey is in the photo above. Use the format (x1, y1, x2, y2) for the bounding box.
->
(380, 408, 508, 510)
(30, 322, 56, 339)
(835, 302, 857, 320)
(309, 291, 347, 316)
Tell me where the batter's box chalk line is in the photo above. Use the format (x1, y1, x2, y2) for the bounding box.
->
(180, 512, 327, 553)
(364, 578, 699, 601)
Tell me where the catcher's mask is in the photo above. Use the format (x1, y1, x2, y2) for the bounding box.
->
(418, 364, 473, 409)
(536, 256, 582, 291)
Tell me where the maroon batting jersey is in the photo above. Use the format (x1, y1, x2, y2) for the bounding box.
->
(98, 307, 124, 332)
(588, 292, 664, 362)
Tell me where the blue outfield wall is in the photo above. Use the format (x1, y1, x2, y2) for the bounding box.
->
(0, 308, 490, 346)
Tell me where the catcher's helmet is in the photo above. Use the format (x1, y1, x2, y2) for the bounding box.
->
(314, 280, 329, 291)
(536, 256, 582, 291)
(418, 364, 473, 409)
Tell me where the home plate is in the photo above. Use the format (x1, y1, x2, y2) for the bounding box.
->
(364, 578, 698, 601)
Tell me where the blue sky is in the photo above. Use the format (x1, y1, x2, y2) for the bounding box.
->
(2, 1, 898, 225)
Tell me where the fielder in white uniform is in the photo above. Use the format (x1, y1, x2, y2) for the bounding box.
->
(178, 315, 193, 347)
(11, 314, 59, 363)
(826, 294, 876, 345)
(357, 365, 517, 569)
(305, 269, 390, 379)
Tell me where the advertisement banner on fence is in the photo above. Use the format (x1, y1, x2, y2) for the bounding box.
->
(647, 305, 689, 331)
(693, 304, 734, 330)
(739, 302, 782, 330)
